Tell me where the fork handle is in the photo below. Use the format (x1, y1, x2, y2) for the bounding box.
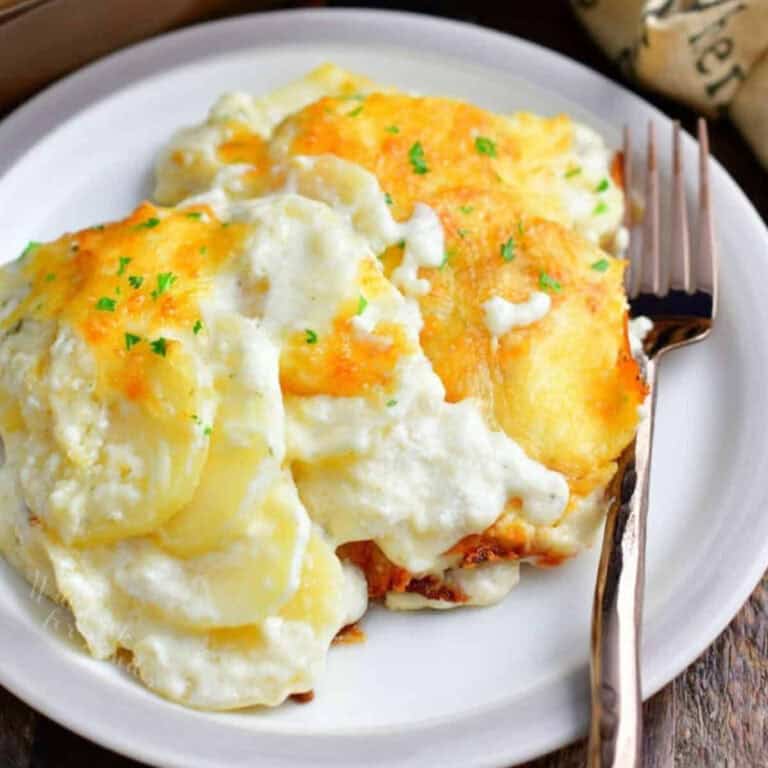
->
(587, 359, 658, 768)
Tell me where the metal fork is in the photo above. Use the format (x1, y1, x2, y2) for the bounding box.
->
(587, 119, 718, 768)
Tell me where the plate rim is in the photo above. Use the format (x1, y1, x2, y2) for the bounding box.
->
(0, 7, 767, 768)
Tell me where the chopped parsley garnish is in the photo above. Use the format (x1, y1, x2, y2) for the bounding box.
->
(459, 205, 474, 214)
(91, 224, 105, 232)
(44, 273, 56, 282)
(440, 248, 456, 270)
(357, 295, 368, 315)
(191, 415, 212, 435)
(386, 399, 398, 407)
(408, 142, 429, 175)
(591, 258, 610, 272)
(593, 201, 609, 215)
(193, 319, 203, 335)
(20, 241, 41, 260)
(396, 239, 406, 249)
(474, 136, 497, 157)
(128, 275, 144, 289)
(518, 220, 525, 237)
(124, 333, 141, 351)
(117, 256, 132, 276)
(500, 236, 516, 262)
(186, 212, 203, 220)
(150, 337, 167, 357)
(385, 125, 400, 134)
(564, 167, 582, 178)
(115, 286, 121, 295)
(595, 178, 610, 193)
(385, 192, 393, 206)
(539, 272, 562, 292)
(199, 246, 208, 255)
(305, 329, 318, 345)
(348, 105, 364, 117)
(458, 228, 470, 239)
(95, 297, 117, 312)
(151, 272, 177, 299)
(340, 92, 365, 101)
(133, 217, 160, 230)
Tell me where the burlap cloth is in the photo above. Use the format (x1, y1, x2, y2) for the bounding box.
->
(573, 0, 768, 168)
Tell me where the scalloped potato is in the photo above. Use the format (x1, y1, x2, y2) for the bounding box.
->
(0, 65, 646, 709)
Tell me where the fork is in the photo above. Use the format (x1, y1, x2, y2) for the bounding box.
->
(587, 118, 718, 768)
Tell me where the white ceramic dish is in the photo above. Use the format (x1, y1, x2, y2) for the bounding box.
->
(1, 9, 767, 768)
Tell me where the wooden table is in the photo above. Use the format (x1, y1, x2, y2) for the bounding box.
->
(1, 2, 766, 766)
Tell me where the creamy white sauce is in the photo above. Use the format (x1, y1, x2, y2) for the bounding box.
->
(283, 155, 445, 298)
(629, 315, 653, 359)
(482, 292, 551, 337)
(290, 358, 569, 573)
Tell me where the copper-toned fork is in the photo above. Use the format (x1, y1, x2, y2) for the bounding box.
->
(587, 119, 718, 768)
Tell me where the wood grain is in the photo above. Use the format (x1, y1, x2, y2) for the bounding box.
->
(1, 2, 767, 767)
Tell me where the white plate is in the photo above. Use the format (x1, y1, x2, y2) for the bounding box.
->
(1, 9, 767, 768)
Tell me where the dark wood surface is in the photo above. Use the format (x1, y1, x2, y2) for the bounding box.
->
(1, 2, 766, 767)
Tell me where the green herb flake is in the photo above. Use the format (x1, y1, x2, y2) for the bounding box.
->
(500, 236, 516, 262)
(518, 220, 525, 238)
(385, 125, 400, 134)
(199, 246, 208, 255)
(193, 319, 203, 335)
(186, 211, 203, 220)
(117, 256, 132, 276)
(357, 295, 368, 315)
(595, 178, 610, 193)
(385, 192, 393, 206)
(150, 337, 168, 357)
(348, 105, 364, 117)
(91, 225, 105, 232)
(396, 239, 406, 249)
(386, 399, 398, 407)
(305, 329, 318, 345)
(440, 248, 456, 270)
(539, 272, 562, 292)
(474, 136, 497, 157)
(458, 228, 470, 239)
(564, 167, 582, 178)
(408, 142, 429, 175)
(203, 425, 213, 437)
(591, 258, 610, 272)
(593, 201, 609, 215)
(128, 275, 144, 290)
(44, 273, 56, 282)
(124, 333, 141, 351)
(151, 272, 177, 299)
(459, 205, 474, 214)
(133, 217, 161, 230)
(20, 241, 41, 260)
(95, 297, 117, 312)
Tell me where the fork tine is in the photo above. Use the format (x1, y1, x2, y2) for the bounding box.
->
(669, 121, 692, 294)
(696, 119, 718, 311)
(636, 121, 660, 299)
